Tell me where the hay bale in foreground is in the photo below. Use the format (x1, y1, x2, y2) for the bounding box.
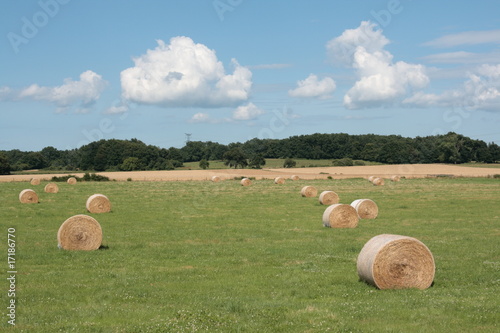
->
(274, 177, 285, 184)
(391, 175, 401, 182)
(300, 185, 317, 197)
(372, 177, 384, 186)
(322, 204, 359, 228)
(319, 191, 339, 205)
(86, 194, 111, 214)
(351, 199, 378, 219)
(290, 175, 300, 181)
(67, 177, 77, 184)
(44, 183, 59, 193)
(57, 214, 102, 251)
(19, 189, 39, 204)
(357, 234, 435, 290)
(30, 178, 40, 186)
(211, 175, 221, 183)
(240, 178, 251, 186)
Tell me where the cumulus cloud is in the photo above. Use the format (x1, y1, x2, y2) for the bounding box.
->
(120, 37, 252, 108)
(326, 21, 429, 109)
(232, 102, 265, 120)
(189, 112, 213, 123)
(288, 74, 336, 99)
(404, 64, 500, 112)
(0, 70, 107, 112)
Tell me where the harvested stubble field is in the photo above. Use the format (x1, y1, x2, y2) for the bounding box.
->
(1, 175, 499, 332)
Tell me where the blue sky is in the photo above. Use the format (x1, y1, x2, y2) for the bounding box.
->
(1, 0, 500, 151)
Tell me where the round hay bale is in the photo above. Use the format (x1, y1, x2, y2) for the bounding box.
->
(274, 177, 285, 184)
(319, 191, 339, 205)
(357, 234, 435, 290)
(67, 177, 77, 185)
(372, 177, 384, 186)
(30, 178, 40, 186)
(44, 183, 59, 193)
(322, 204, 359, 228)
(368, 176, 376, 182)
(290, 175, 300, 181)
(19, 189, 39, 204)
(86, 194, 111, 214)
(240, 178, 251, 186)
(57, 214, 102, 251)
(391, 175, 401, 182)
(351, 199, 378, 219)
(300, 185, 317, 197)
(211, 175, 221, 183)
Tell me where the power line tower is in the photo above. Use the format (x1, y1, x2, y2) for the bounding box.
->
(185, 133, 192, 144)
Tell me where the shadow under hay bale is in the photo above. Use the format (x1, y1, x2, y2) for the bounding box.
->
(357, 234, 435, 290)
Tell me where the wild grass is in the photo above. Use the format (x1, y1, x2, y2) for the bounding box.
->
(1, 177, 499, 332)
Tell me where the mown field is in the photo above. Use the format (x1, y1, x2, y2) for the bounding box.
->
(1, 177, 499, 332)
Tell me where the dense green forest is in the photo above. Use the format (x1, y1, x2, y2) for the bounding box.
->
(0, 132, 499, 174)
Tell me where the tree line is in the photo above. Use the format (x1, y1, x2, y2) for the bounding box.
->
(0, 132, 498, 174)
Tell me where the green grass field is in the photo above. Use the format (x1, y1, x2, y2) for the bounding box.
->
(1, 177, 499, 332)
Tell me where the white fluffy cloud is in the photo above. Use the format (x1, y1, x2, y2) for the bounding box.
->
(232, 102, 265, 120)
(1, 70, 107, 112)
(120, 37, 252, 107)
(404, 64, 500, 112)
(326, 21, 429, 109)
(288, 74, 336, 99)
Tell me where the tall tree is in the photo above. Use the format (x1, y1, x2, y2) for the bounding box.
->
(223, 148, 248, 169)
(0, 152, 10, 175)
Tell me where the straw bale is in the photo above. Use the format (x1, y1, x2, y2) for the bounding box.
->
(57, 214, 102, 251)
(351, 199, 378, 219)
(290, 175, 300, 181)
(357, 234, 435, 290)
(391, 175, 401, 182)
(368, 176, 376, 182)
(300, 185, 317, 197)
(44, 183, 59, 193)
(372, 177, 384, 186)
(67, 177, 77, 184)
(322, 204, 359, 228)
(19, 189, 39, 204)
(274, 177, 285, 184)
(240, 178, 251, 186)
(319, 191, 339, 205)
(86, 194, 111, 214)
(211, 176, 221, 182)
(30, 178, 40, 186)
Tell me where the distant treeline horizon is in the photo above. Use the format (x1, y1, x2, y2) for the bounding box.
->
(1, 132, 499, 174)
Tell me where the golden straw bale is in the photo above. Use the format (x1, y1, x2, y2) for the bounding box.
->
(57, 214, 102, 251)
(351, 199, 378, 219)
(86, 194, 112, 214)
(319, 191, 339, 205)
(19, 189, 39, 204)
(44, 183, 59, 193)
(322, 204, 359, 228)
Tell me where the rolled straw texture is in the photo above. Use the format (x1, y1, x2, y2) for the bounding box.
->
(300, 186, 317, 198)
(274, 177, 285, 184)
(19, 189, 39, 204)
(319, 191, 339, 205)
(372, 177, 384, 186)
(368, 176, 376, 182)
(44, 183, 59, 193)
(240, 178, 251, 186)
(351, 199, 378, 219)
(391, 175, 401, 182)
(57, 214, 102, 251)
(290, 175, 300, 181)
(30, 178, 40, 186)
(357, 234, 435, 290)
(211, 176, 221, 183)
(322, 204, 359, 228)
(67, 177, 77, 184)
(86, 194, 112, 214)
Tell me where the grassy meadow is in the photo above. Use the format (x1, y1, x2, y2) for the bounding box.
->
(1, 177, 499, 332)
